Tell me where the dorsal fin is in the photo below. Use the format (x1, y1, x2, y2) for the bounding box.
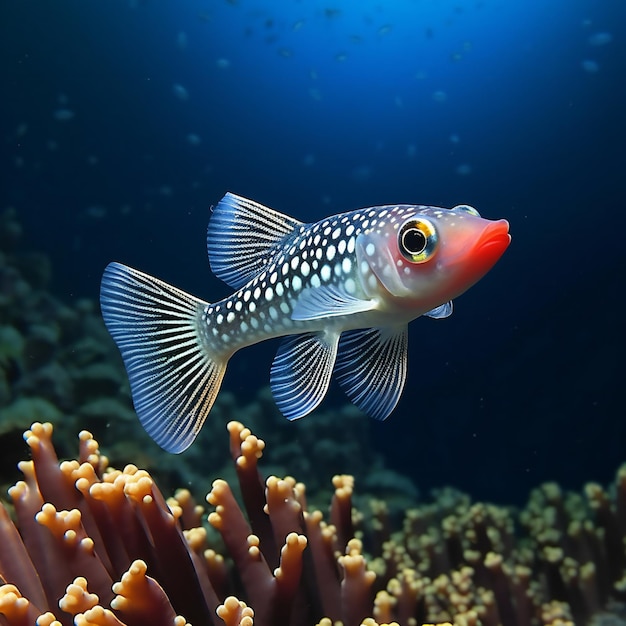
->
(207, 192, 304, 289)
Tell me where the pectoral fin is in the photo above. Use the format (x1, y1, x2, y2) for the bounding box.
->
(291, 284, 377, 321)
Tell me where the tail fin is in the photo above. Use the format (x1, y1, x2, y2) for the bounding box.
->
(100, 262, 226, 453)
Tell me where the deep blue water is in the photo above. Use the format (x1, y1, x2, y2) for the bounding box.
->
(2, 0, 625, 503)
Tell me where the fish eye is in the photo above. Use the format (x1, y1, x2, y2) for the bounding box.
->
(452, 204, 481, 217)
(398, 218, 438, 263)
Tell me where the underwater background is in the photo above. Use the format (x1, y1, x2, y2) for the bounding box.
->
(1, 0, 625, 511)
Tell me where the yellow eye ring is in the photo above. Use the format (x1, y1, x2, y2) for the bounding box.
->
(398, 218, 438, 263)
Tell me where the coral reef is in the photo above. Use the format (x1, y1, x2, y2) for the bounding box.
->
(1, 421, 626, 626)
(0, 208, 142, 481)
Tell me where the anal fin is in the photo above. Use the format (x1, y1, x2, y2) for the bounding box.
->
(270, 332, 339, 420)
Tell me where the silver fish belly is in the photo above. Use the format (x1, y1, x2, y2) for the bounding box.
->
(101, 192, 510, 452)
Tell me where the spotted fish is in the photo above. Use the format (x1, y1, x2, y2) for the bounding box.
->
(100, 192, 510, 452)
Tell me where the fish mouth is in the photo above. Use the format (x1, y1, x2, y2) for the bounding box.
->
(474, 219, 511, 262)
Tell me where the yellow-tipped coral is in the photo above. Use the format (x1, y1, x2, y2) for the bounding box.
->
(1, 423, 214, 626)
(2, 420, 626, 626)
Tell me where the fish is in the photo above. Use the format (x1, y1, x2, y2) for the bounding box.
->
(100, 193, 510, 453)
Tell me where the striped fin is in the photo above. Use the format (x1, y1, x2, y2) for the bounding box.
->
(270, 332, 339, 420)
(207, 192, 304, 289)
(100, 262, 226, 453)
(291, 285, 377, 321)
(424, 301, 453, 319)
(335, 326, 408, 420)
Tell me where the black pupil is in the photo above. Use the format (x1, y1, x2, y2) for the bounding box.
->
(403, 227, 426, 254)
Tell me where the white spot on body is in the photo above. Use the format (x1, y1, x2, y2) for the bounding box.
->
(320, 265, 331, 282)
